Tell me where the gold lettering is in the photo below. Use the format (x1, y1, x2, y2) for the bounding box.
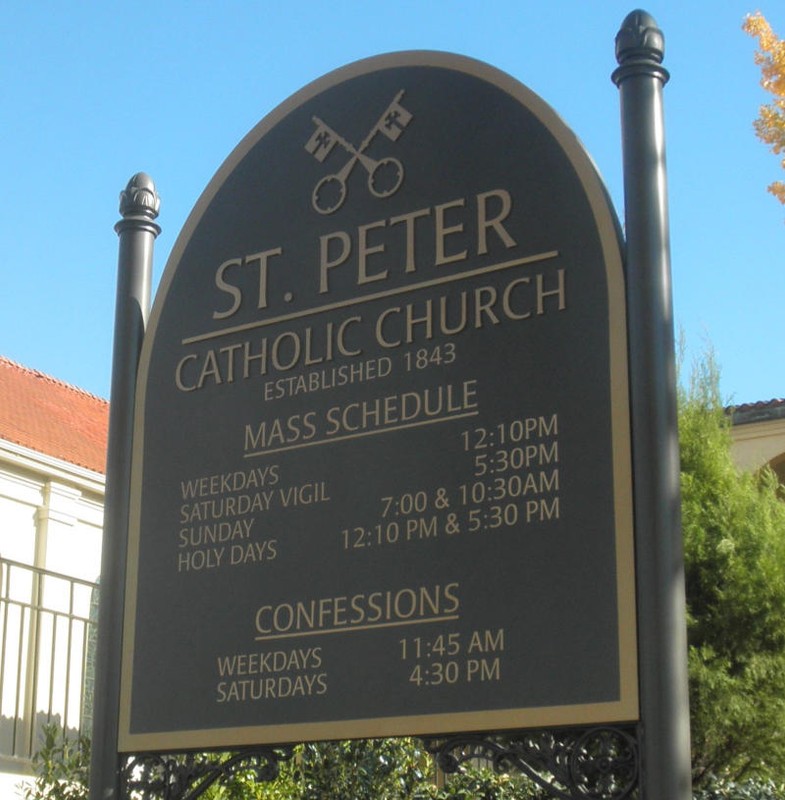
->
(246, 247, 283, 310)
(389, 206, 431, 272)
(434, 198, 468, 266)
(375, 307, 402, 349)
(474, 286, 500, 326)
(536, 269, 566, 314)
(337, 316, 363, 356)
(212, 248, 283, 320)
(477, 189, 516, 254)
(213, 258, 243, 320)
(357, 219, 388, 285)
(405, 299, 433, 343)
(175, 354, 198, 392)
(198, 350, 222, 388)
(319, 231, 351, 294)
(502, 277, 532, 320)
(218, 343, 244, 382)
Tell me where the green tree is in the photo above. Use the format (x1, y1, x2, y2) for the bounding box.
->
(680, 353, 785, 787)
(297, 738, 427, 800)
(19, 724, 90, 800)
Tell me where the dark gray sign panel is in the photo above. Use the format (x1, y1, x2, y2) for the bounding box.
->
(119, 52, 637, 751)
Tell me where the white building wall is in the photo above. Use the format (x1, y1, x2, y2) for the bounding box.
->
(0, 471, 39, 566)
(0, 439, 104, 791)
(0, 440, 104, 580)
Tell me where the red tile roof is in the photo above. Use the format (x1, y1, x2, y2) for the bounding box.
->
(730, 398, 785, 426)
(0, 356, 108, 474)
(732, 398, 785, 415)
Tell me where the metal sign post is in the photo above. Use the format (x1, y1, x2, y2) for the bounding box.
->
(90, 174, 159, 800)
(613, 11, 692, 800)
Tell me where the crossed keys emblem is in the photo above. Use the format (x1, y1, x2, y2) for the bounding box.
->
(305, 90, 413, 214)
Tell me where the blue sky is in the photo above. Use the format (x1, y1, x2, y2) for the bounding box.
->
(1, 1, 783, 404)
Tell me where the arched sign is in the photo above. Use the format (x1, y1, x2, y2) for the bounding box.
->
(120, 51, 637, 751)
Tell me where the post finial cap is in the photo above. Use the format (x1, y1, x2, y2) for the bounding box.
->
(615, 10, 664, 65)
(119, 173, 160, 220)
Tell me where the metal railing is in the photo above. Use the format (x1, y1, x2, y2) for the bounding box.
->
(0, 556, 98, 762)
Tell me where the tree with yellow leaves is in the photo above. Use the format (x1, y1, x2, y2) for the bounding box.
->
(744, 12, 785, 208)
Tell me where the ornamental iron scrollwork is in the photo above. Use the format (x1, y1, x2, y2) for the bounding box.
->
(120, 727, 637, 799)
(423, 726, 639, 800)
(122, 746, 295, 800)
